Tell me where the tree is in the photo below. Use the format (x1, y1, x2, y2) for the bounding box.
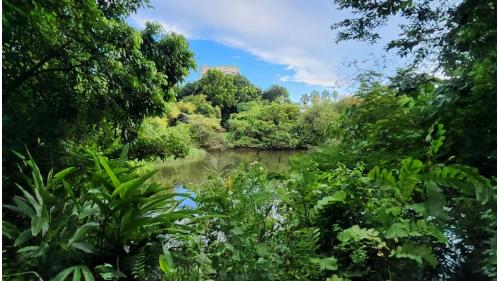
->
(178, 70, 262, 122)
(233, 74, 262, 103)
(262, 85, 290, 102)
(198, 70, 238, 120)
(332, 0, 496, 176)
(2, 0, 196, 170)
(332, 0, 497, 278)
(141, 21, 196, 99)
(228, 101, 301, 148)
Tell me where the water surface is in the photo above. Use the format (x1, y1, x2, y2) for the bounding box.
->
(153, 149, 305, 187)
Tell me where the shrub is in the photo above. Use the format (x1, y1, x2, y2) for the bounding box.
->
(164, 102, 181, 122)
(182, 94, 221, 118)
(3, 149, 193, 280)
(188, 115, 227, 149)
(132, 117, 192, 159)
(162, 127, 191, 158)
(176, 101, 196, 114)
(227, 101, 301, 148)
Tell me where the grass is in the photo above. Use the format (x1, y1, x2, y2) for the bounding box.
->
(128, 147, 207, 175)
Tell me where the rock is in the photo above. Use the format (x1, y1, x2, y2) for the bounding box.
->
(177, 112, 190, 123)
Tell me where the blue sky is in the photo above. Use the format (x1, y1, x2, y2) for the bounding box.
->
(128, 0, 405, 102)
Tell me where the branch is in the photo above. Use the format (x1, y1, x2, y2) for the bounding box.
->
(10, 41, 72, 90)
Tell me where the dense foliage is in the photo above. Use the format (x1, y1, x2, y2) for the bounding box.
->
(262, 85, 290, 102)
(178, 70, 261, 122)
(3, 148, 197, 280)
(3, 0, 196, 170)
(227, 95, 349, 149)
(2, 0, 496, 280)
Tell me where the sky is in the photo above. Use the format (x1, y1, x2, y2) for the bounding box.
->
(128, 0, 405, 102)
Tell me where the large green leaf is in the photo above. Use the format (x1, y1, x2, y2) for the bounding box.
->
(337, 225, 381, 243)
(311, 257, 338, 271)
(67, 223, 99, 246)
(14, 229, 33, 246)
(31, 215, 49, 236)
(98, 156, 121, 188)
(71, 242, 96, 254)
(394, 243, 439, 267)
(81, 266, 95, 281)
(312, 190, 347, 215)
(384, 221, 411, 239)
(111, 170, 157, 198)
(53, 167, 76, 181)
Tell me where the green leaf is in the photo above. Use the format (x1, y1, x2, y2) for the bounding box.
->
(317, 257, 338, 271)
(14, 229, 33, 246)
(17, 245, 41, 253)
(398, 158, 423, 200)
(11, 150, 26, 160)
(51, 267, 76, 281)
(15, 184, 41, 214)
(3, 221, 19, 240)
(337, 225, 380, 243)
(231, 227, 244, 235)
(414, 220, 448, 243)
(53, 167, 76, 181)
(425, 181, 446, 219)
(98, 156, 120, 188)
(67, 223, 99, 246)
(111, 170, 157, 198)
(4, 196, 36, 218)
(313, 190, 347, 215)
(31, 215, 49, 236)
(118, 144, 130, 165)
(426, 122, 446, 156)
(159, 254, 174, 275)
(71, 242, 96, 254)
(72, 267, 82, 281)
(394, 243, 438, 267)
(384, 222, 410, 239)
(81, 266, 95, 281)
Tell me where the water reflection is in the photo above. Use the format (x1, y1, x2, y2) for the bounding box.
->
(153, 149, 304, 187)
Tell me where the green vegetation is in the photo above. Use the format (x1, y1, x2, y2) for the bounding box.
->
(3, 0, 496, 280)
(178, 70, 261, 122)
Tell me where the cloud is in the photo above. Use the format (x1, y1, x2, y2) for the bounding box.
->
(131, 0, 392, 87)
(279, 75, 290, 82)
(130, 14, 192, 37)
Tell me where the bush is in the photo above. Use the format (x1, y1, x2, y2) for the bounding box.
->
(227, 101, 301, 148)
(188, 115, 227, 149)
(162, 128, 191, 158)
(182, 94, 221, 118)
(164, 102, 181, 122)
(3, 149, 193, 280)
(176, 101, 196, 114)
(296, 100, 341, 146)
(131, 117, 192, 159)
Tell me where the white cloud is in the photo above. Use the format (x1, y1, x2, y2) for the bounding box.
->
(279, 75, 290, 82)
(132, 0, 392, 87)
(130, 14, 192, 37)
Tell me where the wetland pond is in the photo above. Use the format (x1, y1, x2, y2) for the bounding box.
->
(152, 149, 306, 188)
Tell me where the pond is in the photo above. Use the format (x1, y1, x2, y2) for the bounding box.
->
(152, 149, 306, 188)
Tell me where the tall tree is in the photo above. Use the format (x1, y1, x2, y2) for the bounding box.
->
(141, 21, 196, 101)
(2, 0, 195, 168)
(332, 0, 497, 279)
(262, 85, 290, 102)
(178, 70, 262, 122)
